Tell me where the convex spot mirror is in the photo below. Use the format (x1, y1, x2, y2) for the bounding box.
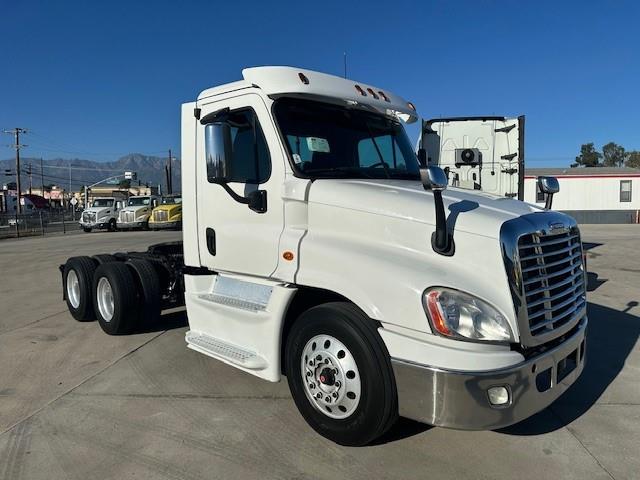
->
(537, 176, 560, 194)
(205, 122, 233, 183)
(420, 165, 448, 191)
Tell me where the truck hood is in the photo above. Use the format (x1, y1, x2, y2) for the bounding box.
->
(307, 179, 542, 239)
(83, 207, 113, 216)
(120, 206, 151, 215)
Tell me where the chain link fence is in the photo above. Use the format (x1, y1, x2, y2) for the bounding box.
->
(0, 210, 80, 239)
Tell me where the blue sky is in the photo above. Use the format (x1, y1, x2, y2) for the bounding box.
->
(1, 0, 638, 167)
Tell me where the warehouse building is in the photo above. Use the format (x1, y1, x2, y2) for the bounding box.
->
(524, 167, 640, 223)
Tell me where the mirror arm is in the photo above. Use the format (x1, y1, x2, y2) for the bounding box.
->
(217, 182, 267, 214)
(545, 193, 554, 210)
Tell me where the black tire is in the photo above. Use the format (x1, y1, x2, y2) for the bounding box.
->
(92, 262, 140, 335)
(126, 258, 161, 326)
(92, 254, 117, 265)
(62, 256, 98, 322)
(83, 227, 92, 233)
(284, 302, 398, 446)
(108, 218, 117, 232)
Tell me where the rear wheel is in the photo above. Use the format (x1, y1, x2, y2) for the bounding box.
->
(63, 256, 97, 321)
(126, 258, 161, 326)
(284, 302, 398, 446)
(93, 262, 139, 335)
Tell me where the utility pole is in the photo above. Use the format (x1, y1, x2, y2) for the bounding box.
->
(167, 148, 173, 195)
(40, 158, 45, 201)
(27, 162, 33, 195)
(2, 128, 27, 213)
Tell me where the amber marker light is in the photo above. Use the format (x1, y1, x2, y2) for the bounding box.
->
(425, 290, 451, 336)
(283, 251, 295, 261)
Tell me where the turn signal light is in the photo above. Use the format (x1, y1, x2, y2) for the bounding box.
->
(298, 72, 309, 85)
(424, 290, 451, 336)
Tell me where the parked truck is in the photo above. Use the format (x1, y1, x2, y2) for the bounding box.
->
(79, 197, 121, 232)
(149, 194, 182, 230)
(116, 195, 159, 230)
(60, 67, 587, 446)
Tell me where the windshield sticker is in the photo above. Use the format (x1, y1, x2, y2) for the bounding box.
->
(306, 137, 330, 153)
(292, 153, 302, 164)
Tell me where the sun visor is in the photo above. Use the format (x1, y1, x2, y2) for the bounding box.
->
(242, 66, 418, 123)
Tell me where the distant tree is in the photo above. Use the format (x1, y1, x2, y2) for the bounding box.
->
(572, 143, 602, 167)
(602, 142, 627, 167)
(118, 179, 132, 189)
(626, 151, 640, 169)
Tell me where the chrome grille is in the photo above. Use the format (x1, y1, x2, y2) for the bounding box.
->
(82, 212, 96, 223)
(154, 210, 168, 222)
(120, 211, 135, 223)
(517, 229, 586, 338)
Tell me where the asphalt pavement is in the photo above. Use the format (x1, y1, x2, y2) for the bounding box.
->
(0, 225, 638, 480)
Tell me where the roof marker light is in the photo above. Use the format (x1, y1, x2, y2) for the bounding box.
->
(407, 102, 416, 111)
(378, 91, 390, 102)
(366, 88, 379, 99)
(354, 85, 367, 96)
(298, 72, 309, 85)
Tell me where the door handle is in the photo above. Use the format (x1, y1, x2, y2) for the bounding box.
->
(206, 228, 216, 256)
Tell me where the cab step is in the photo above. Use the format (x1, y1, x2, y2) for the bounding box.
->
(185, 331, 267, 370)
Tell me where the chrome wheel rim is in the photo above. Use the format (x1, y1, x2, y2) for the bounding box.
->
(96, 277, 114, 322)
(301, 334, 361, 419)
(66, 270, 81, 309)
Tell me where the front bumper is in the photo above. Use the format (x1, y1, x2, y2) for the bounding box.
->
(149, 220, 181, 229)
(117, 220, 146, 229)
(392, 317, 587, 430)
(79, 221, 109, 229)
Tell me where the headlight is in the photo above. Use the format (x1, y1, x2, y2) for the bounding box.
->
(423, 288, 513, 343)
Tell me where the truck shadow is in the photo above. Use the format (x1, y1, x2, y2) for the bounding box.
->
(499, 300, 640, 435)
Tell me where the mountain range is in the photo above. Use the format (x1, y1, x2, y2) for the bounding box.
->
(0, 154, 180, 192)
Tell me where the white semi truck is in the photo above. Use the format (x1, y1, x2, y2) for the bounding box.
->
(79, 197, 121, 232)
(60, 67, 587, 446)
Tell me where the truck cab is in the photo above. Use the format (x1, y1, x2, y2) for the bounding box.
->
(62, 67, 586, 446)
(117, 195, 158, 230)
(79, 197, 120, 232)
(149, 194, 182, 230)
(419, 116, 525, 199)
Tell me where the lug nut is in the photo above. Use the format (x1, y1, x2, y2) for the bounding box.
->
(309, 383, 315, 389)
(332, 392, 338, 398)
(316, 355, 322, 361)
(325, 396, 331, 403)
(316, 392, 322, 398)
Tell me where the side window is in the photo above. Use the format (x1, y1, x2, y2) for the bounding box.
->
(620, 180, 632, 202)
(213, 109, 271, 184)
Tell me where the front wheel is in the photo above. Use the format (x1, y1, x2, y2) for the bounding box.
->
(284, 302, 398, 446)
(83, 227, 92, 233)
(108, 218, 117, 232)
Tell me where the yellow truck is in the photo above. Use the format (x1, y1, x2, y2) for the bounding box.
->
(149, 194, 182, 230)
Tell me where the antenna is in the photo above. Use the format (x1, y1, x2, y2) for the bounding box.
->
(343, 52, 347, 79)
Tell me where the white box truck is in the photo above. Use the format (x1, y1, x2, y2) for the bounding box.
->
(60, 67, 587, 446)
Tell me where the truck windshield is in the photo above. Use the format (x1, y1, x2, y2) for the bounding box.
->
(161, 196, 182, 205)
(274, 98, 420, 180)
(128, 197, 150, 206)
(92, 199, 114, 207)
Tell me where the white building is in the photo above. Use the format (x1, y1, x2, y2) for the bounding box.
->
(524, 167, 640, 223)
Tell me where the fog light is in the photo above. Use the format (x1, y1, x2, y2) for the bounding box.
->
(487, 386, 510, 406)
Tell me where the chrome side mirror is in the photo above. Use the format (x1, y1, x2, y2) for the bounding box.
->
(420, 165, 448, 191)
(537, 176, 559, 210)
(204, 122, 233, 183)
